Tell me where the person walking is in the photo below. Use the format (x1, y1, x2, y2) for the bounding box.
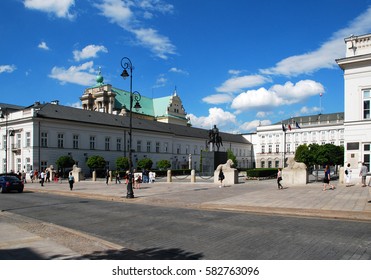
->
(29, 169, 34, 183)
(359, 162, 368, 187)
(68, 172, 75, 191)
(277, 168, 283, 190)
(40, 170, 45, 187)
(218, 167, 225, 188)
(105, 169, 110, 185)
(345, 163, 352, 187)
(115, 170, 121, 184)
(323, 165, 335, 191)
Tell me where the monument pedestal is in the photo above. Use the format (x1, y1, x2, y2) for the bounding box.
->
(214, 168, 238, 185)
(201, 151, 227, 176)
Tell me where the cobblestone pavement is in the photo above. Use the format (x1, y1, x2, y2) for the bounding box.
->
(1, 176, 371, 259)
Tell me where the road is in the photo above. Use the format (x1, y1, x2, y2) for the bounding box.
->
(1, 191, 371, 260)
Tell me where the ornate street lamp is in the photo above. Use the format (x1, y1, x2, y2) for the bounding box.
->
(0, 107, 15, 173)
(120, 57, 141, 198)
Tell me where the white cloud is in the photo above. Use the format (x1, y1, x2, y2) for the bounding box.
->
(260, 6, 371, 77)
(231, 80, 324, 112)
(239, 119, 272, 132)
(49, 61, 96, 86)
(24, 0, 75, 20)
(228, 69, 242, 76)
(0, 65, 16, 74)
(153, 74, 167, 88)
(95, 0, 175, 59)
(202, 93, 234, 105)
(66, 101, 82, 108)
(256, 111, 272, 118)
(131, 28, 175, 59)
(300, 106, 321, 115)
(38, 41, 49, 50)
(95, 0, 133, 27)
(216, 74, 272, 93)
(73, 45, 108, 61)
(169, 67, 188, 75)
(187, 107, 237, 129)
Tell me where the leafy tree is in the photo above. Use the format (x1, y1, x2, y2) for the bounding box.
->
(137, 158, 153, 170)
(116, 156, 129, 170)
(227, 149, 238, 167)
(55, 155, 75, 171)
(157, 159, 171, 170)
(86, 155, 106, 170)
(295, 143, 344, 167)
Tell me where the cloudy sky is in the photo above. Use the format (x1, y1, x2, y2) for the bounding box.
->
(1, 0, 371, 133)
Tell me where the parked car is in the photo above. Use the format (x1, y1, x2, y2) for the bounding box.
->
(0, 175, 24, 193)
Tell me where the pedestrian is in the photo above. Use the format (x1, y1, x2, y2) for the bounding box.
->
(68, 172, 75, 191)
(40, 170, 45, 187)
(345, 163, 352, 187)
(218, 167, 225, 188)
(134, 173, 141, 189)
(115, 170, 121, 184)
(323, 165, 335, 191)
(277, 168, 283, 190)
(105, 169, 110, 185)
(359, 162, 368, 187)
(45, 169, 50, 183)
(21, 170, 27, 184)
(29, 169, 34, 183)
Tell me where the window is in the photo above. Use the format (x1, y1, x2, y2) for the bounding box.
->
(156, 142, 160, 153)
(41, 132, 48, 147)
(268, 145, 272, 153)
(147, 141, 151, 153)
(137, 140, 142, 152)
(275, 160, 279, 168)
(276, 144, 279, 153)
(26, 132, 31, 147)
(105, 137, 110, 151)
(57, 133, 64, 148)
(117, 138, 122, 151)
(26, 158, 31, 171)
(16, 134, 21, 149)
(268, 161, 272, 168)
(2, 135, 5, 150)
(90, 136, 95, 150)
(164, 142, 168, 153)
(73, 135, 79, 149)
(41, 161, 47, 171)
(17, 158, 21, 172)
(261, 145, 265, 154)
(363, 89, 371, 119)
(286, 143, 291, 153)
(176, 144, 181, 154)
(261, 161, 265, 168)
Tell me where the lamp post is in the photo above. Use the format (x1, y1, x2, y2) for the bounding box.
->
(120, 57, 141, 198)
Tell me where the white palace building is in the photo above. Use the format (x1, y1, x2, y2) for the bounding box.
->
(1, 33, 371, 180)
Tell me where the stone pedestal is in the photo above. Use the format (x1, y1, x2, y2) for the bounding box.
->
(214, 168, 238, 185)
(202, 151, 228, 176)
(72, 164, 84, 182)
(282, 168, 307, 186)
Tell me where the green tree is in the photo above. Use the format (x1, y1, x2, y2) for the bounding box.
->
(55, 155, 75, 177)
(227, 149, 238, 167)
(116, 156, 129, 170)
(55, 155, 75, 170)
(137, 158, 153, 170)
(295, 143, 344, 167)
(86, 155, 106, 170)
(157, 159, 171, 170)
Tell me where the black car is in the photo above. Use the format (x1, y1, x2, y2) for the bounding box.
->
(0, 175, 24, 193)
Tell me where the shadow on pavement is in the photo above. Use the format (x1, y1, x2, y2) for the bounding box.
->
(74, 247, 204, 260)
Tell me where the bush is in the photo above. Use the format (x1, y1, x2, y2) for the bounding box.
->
(246, 168, 277, 178)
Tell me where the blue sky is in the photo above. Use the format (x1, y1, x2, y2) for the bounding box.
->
(1, 0, 371, 133)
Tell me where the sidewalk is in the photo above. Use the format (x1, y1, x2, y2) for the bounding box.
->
(1, 177, 371, 259)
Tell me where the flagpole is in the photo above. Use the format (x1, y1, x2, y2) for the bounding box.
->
(320, 93, 323, 114)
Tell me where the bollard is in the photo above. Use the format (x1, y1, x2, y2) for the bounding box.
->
(92, 170, 96, 181)
(191, 169, 196, 183)
(167, 169, 172, 183)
